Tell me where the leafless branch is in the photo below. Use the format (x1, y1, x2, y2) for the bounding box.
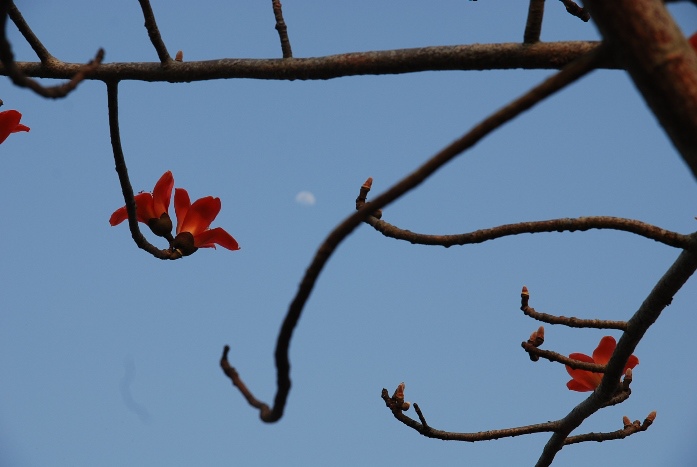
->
(138, 0, 171, 63)
(0, 0, 104, 98)
(1, 42, 614, 83)
(520, 287, 629, 330)
(8, 2, 53, 63)
(558, 0, 590, 22)
(106, 80, 181, 261)
(564, 412, 656, 445)
(524, 0, 545, 44)
(271, 0, 292, 58)
(221, 45, 606, 423)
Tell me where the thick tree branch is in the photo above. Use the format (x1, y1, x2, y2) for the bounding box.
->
(221, 45, 606, 423)
(1, 42, 614, 83)
(583, 0, 697, 180)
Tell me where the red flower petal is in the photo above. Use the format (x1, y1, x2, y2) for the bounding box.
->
(174, 188, 191, 235)
(0, 110, 28, 144)
(109, 206, 129, 226)
(152, 171, 174, 217)
(194, 227, 240, 250)
(566, 379, 596, 392)
(592, 336, 616, 366)
(179, 196, 221, 236)
(133, 192, 156, 223)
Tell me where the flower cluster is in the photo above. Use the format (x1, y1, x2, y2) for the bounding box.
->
(110, 171, 239, 256)
(0, 110, 30, 144)
(565, 336, 639, 392)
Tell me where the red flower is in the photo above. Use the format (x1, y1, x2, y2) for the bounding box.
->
(171, 187, 240, 256)
(565, 336, 639, 392)
(109, 171, 174, 237)
(0, 110, 30, 144)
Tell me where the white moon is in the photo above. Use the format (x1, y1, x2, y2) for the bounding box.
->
(295, 191, 316, 206)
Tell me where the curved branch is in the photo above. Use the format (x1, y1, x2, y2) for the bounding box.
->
(106, 80, 180, 260)
(0, 0, 103, 98)
(1, 42, 614, 83)
(361, 214, 691, 250)
(221, 46, 606, 423)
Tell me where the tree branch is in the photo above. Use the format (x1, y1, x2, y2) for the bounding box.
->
(221, 45, 606, 423)
(271, 0, 292, 58)
(1, 42, 614, 83)
(137, 0, 171, 63)
(523, 0, 545, 44)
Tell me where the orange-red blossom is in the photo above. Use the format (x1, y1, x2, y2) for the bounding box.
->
(109, 170, 174, 237)
(0, 110, 30, 144)
(565, 336, 639, 392)
(171, 187, 240, 256)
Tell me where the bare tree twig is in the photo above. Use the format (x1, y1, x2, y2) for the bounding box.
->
(271, 0, 292, 58)
(106, 80, 180, 260)
(564, 412, 656, 445)
(221, 45, 606, 423)
(520, 287, 629, 330)
(524, 0, 545, 44)
(8, 2, 53, 63)
(137, 0, 171, 63)
(558, 0, 590, 22)
(0, 0, 104, 98)
(360, 213, 690, 250)
(1, 42, 614, 83)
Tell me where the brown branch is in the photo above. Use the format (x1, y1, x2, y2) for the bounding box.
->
(0, 0, 103, 98)
(271, 0, 292, 58)
(520, 287, 629, 330)
(521, 342, 605, 372)
(357, 205, 691, 250)
(221, 45, 606, 423)
(137, 0, 171, 63)
(381, 387, 558, 441)
(219, 346, 273, 419)
(564, 412, 656, 445)
(523, 0, 545, 44)
(1, 42, 615, 83)
(583, 0, 697, 180)
(8, 2, 53, 63)
(558, 0, 590, 22)
(106, 80, 180, 260)
(536, 243, 697, 467)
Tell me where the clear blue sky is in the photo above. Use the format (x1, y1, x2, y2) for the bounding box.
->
(2, 1, 697, 466)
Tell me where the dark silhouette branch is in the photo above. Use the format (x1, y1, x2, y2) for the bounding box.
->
(220, 45, 606, 423)
(520, 287, 629, 330)
(558, 0, 590, 22)
(106, 80, 180, 260)
(523, 0, 545, 44)
(0, 0, 104, 98)
(1, 42, 615, 83)
(535, 241, 697, 466)
(271, 0, 292, 58)
(138, 0, 172, 63)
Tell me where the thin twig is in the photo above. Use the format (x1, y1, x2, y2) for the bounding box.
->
(524, 0, 545, 44)
(271, 0, 292, 58)
(520, 288, 629, 330)
(137, 0, 171, 63)
(564, 412, 656, 445)
(0, 0, 103, 98)
(221, 46, 607, 423)
(106, 80, 180, 260)
(558, 0, 591, 22)
(8, 2, 53, 63)
(521, 342, 605, 372)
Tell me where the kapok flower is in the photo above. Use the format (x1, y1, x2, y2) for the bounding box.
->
(0, 110, 30, 144)
(565, 336, 639, 392)
(109, 170, 174, 237)
(171, 187, 240, 256)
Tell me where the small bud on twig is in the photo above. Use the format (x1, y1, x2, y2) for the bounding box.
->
(623, 415, 632, 428)
(175, 50, 183, 61)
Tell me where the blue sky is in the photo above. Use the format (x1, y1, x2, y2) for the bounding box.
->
(2, 1, 697, 466)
